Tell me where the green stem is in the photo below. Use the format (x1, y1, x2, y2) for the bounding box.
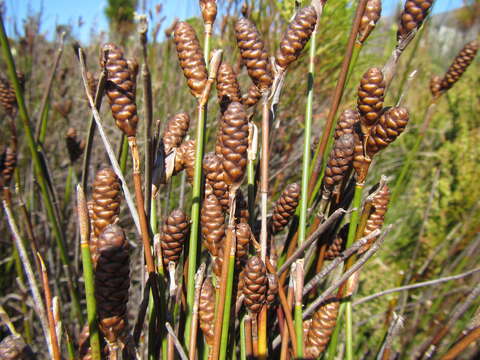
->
(220, 253, 235, 359)
(185, 104, 207, 349)
(294, 303, 304, 359)
(64, 165, 73, 212)
(240, 315, 247, 360)
(119, 135, 129, 175)
(0, 14, 83, 324)
(326, 303, 345, 360)
(38, 103, 50, 144)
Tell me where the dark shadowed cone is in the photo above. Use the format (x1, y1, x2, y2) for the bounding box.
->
(162, 112, 190, 154)
(235, 17, 273, 92)
(357, 67, 385, 135)
(441, 40, 479, 92)
(0, 72, 23, 118)
(276, 6, 317, 70)
(0, 335, 35, 359)
(174, 21, 208, 99)
(200, 0, 217, 25)
(102, 43, 139, 137)
(201, 194, 225, 257)
(86, 71, 98, 97)
(91, 168, 121, 238)
(220, 101, 248, 186)
(95, 224, 130, 343)
(334, 109, 360, 140)
(359, 183, 390, 253)
(161, 209, 190, 266)
(358, 0, 382, 44)
(174, 139, 196, 183)
(323, 134, 354, 194)
(352, 132, 371, 184)
(216, 62, 242, 112)
(0, 144, 16, 189)
(305, 298, 340, 359)
(243, 255, 267, 313)
(203, 152, 229, 210)
(397, 0, 434, 42)
(242, 83, 262, 108)
(270, 183, 300, 234)
(235, 189, 249, 223)
(65, 127, 85, 163)
(430, 75, 443, 98)
(324, 225, 348, 260)
(265, 273, 278, 305)
(199, 277, 215, 346)
(367, 107, 409, 157)
(87, 200, 99, 267)
(235, 222, 251, 265)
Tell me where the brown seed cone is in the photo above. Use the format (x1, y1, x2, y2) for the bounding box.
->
(357, 67, 385, 134)
(357, 0, 382, 44)
(0, 335, 35, 360)
(430, 75, 443, 98)
(235, 189, 249, 224)
(162, 112, 191, 154)
(102, 43, 139, 137)
(324, 225, 348, 261)
(242, 83, 262, 108)
(65, 127, 85, 163)
(203, 152, 229, 210)
(366, 107, 409, 157)
(305, 298, 340, 359)
(95, 224, 130, 343)
(359, 183, 390, 253)
(265, 273, 278, 306)
(235, 222, 251, 265)
(216, 62, 242, 112)
(276, 6, 317, 70)
(0, 144, 16, 189)
(200, 0, 217, 25)
(334, 109, 360, 140)
(173, 21, 208, 99)
(323, 134, 354, 193)
(219, 101, 248, 186)
(87, 200, 99, 267)
(397, 0, 434, 42)
(352, 132, 372, 184)
(234, 17, 273, 92)
(270, 183, 301, 234)
(201, 194, 225, 257)
(441, 40, 479, 92)
(0, 72, 23, 118)
(161, 209, 190, 266)
(199, 277, 215, 346)
(174, 139, 196, 183)
(91, 167, 121, 238)
(86, 71, 98, 97)
(243, 255, 267, 313)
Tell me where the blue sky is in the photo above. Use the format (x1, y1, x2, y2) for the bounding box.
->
(6, 0, 464, 43)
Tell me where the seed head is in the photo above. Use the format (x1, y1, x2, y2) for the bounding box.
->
(357, 67, 385, 135)
(162, 112, 191, 154)
(305, 298, 340, 358)
(216, 62, 242, 112)
(242, 83, 262, 108)
(235, 222, 251, 266)
(174, 139, 196, 183)
(201, 194, 225, 257)
(334, 109, 360, 140)
(357, 0, 382, 44)
(161, 209, 190, 267)
(199, 277, 215, 345)
(270, 183, 300, 234)
(200, 0, 217, 25)
(243, 255, 268, 313)
(441, 40, 479, 92)
(203, 152, 229, 210)
(323, 134, 354, 194)
(397, 0, 434, 42)
(430, 75, 443, 98)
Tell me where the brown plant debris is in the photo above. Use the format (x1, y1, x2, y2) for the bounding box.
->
(276, 6, 317, 70)
(103, 43, 139, 137)
(161, 209, 190, 267)
(162, 112, 191, 155)
(95, 224, 130, 343)
(243, 255, 268, 313)
(235, 17, 273, 92)
(270, 183, 300, 234)
(358, 0, 382, 44)
(173, 21, 208, 99)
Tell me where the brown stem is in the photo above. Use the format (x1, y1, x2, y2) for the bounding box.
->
(189, 264, 206, 360)
(440, 326, 480, 360)
(260, 96, 270, 262)
(251, 314, 258, 357)
(308, 0, 369, 196)
(245, 315, 253, 358)
(280, 281, 295, 360)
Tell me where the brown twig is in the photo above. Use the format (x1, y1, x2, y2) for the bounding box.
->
(166, 322, 189, 360)
(439, 326, 480, 360)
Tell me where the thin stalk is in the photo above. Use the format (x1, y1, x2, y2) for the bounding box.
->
(439, 326, 480, 360)
(294, 260, 305, 358)
(240, 315, 247, 360)
(204, 23, 212, 65)
(0, 16, 83, 323)
(119, 135, 129, 174)
(185, 50, 222, 348)
(220, 232, 236, 360)
(63, 165, 73, 212)
(245, 315, 253, 359)
(247, 122, 258, 228)
(37, 254, 61, 360)
(257, 307, 267, 360)
(326, 303, 345, 360)
(189, 264, 206, 360)
(76, 185, 101, 360)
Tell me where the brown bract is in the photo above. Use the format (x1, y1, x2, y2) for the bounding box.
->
(397, 0, 434, 41)
(235, 17, 273, 92)
(219, 101, 248, 187)
(270, 183, 300, 234)
(161, 209, 190, 267)
(162, 112, 191, 154)
(352, 132, 372, 184)
(173, 21, 208, 99)
(102, 43, 139, 137)
(95, 224, 130, 343)
(357, 0, 382, 44)
(357, 67, 385, 135)
(305, 298, 340, 359)
(276, 6, 317, 70)
(243, 255, 267, 313)
(91, 167, 121, 238)
(216, 62, 242, 112)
